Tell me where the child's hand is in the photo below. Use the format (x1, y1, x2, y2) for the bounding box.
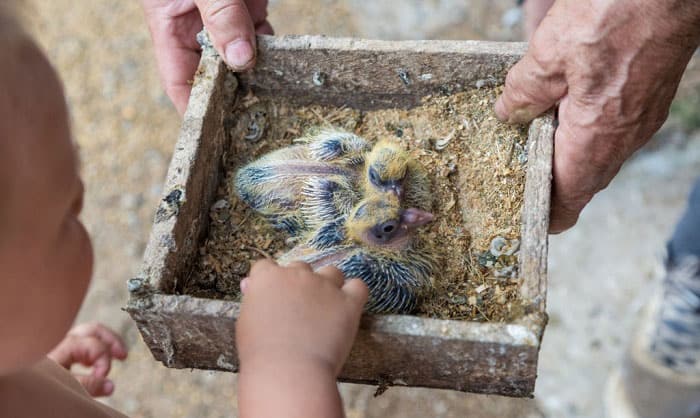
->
(236, 260, 368, 418)
(47, 322, 128, 397)
(237, 260, 368, 376)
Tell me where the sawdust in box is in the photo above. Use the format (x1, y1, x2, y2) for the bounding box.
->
(185, 87, 529, 322)
(128, 36, 553, 396)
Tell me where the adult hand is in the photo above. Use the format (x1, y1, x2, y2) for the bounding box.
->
(141, 0, 273, 115)
(496, 0, 700, 233)
(48, 322, 128, 397)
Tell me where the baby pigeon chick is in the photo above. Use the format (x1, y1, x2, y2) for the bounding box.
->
(235, 129, 432, 237)
(299, 140, 432, 230)
(363, 139, 432, 211)
(234, 128, 371, 235)
(278, 195, 436, 314)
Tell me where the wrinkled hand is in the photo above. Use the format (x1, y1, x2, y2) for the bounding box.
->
(237, 260, 368, 377)
(48, 323, 128, 397)
(141, 0, 273, 115)
(496, 0, 700, 233)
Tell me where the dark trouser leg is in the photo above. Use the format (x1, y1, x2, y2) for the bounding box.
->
(653, 177, 700, 372)
(667, 177, 700, 272)
(613, 178, 700, 418)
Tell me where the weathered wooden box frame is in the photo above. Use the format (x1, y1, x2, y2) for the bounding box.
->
(127, 35, 554, 397)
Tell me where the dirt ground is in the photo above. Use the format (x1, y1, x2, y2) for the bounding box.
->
(24, 0, 699, 417)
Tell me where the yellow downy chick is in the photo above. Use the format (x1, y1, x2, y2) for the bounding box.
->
(363, 140, 432, 211)
(234, 128, 370, 235)
(364, 140, 409, 197)
(236, 129, 432, 240)
(278, 194, 436, 314)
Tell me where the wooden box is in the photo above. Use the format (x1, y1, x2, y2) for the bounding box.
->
(126, 35, 554, 397)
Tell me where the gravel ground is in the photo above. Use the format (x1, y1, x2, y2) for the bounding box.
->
(24, 0, 699, 417)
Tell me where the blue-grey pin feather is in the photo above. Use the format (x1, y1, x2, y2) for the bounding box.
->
(234, 128, 371, 237)
(278, 195, 436, 314)
(303, 129, 371, 165)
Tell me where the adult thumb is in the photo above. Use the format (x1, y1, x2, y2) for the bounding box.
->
(195, 0, 257, 71)
(494, 48, 567, 124)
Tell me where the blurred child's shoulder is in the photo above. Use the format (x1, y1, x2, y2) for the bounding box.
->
(0, 358, 128, 418)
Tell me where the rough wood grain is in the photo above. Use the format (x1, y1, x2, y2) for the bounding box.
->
(128, 35, 553, 397)
(239, 35, 527, 109)
(520, 114, 555, 311)
(127, 294, 545, 397)
(135, 50, 233, 294)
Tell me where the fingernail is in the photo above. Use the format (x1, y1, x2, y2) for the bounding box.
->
(225, 39, 254, 70)
(240, 278, 249, 294)
(103, 380, 114, 394)
(115, 346, 128, 359)
(510, 108, 533, 123)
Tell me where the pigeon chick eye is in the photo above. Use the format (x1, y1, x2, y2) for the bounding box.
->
(369, 166, 381, 187)
(278, 195, 437, 314)
(372, 220, 400, 242)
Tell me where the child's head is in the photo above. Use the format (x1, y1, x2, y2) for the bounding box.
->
(0, 4, 94, 374)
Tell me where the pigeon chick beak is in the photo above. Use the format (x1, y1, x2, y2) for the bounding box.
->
(390, 183, 404, 199)
(400, 208, 434, 229)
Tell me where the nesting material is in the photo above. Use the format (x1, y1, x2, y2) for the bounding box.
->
(183, 86, 529, 322)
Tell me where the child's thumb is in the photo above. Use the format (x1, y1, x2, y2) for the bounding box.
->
(342, 278, 369, 310)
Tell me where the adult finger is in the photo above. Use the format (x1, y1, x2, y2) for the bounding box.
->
(248, 0, 273, 34)
(74, 375, 115, 398)
(316, 266, 345, 288)
(342, 279, 369, 310)
(142, 5, 202, 116)
(195, 0, 257, 71)
(70, 323, 128, 360)
(522, 0, 555, 39)
(153, 46, 200, 115)
(255, 20, 274, 35)
(494, 44, 567, 124)
(245, 0, 269, 24)
(547, 95, 622, 233)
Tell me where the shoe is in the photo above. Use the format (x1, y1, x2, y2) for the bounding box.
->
(604, 258, 700, 418)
